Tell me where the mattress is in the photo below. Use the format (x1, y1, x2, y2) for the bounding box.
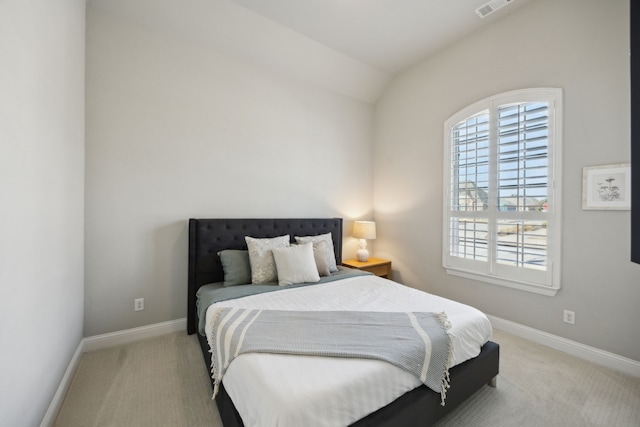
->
(204, 275, 492, 427)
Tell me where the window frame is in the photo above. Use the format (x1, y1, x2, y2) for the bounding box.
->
(442, 88, 562, 296)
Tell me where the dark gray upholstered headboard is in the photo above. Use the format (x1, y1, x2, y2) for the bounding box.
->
(187, 218, 343, 334)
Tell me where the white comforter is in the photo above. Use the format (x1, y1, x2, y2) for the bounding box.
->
(205, 275, 492, 427)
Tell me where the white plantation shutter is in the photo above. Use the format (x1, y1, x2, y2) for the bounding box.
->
(443, 89, 562, 296)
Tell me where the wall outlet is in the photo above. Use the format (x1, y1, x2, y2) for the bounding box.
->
(563, 309, 575, 324)
(134, 298, 144, 312)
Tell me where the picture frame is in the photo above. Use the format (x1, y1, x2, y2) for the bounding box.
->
(582, 163, 631, 210)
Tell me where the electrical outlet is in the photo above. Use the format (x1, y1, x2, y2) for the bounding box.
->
(134, 298, 144, 312)
(563, 309, 575, 324)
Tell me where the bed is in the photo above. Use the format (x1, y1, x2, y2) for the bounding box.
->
(187, 217, 499, 426)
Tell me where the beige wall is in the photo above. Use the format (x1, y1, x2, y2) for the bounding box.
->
(374, 0, 640, 361)
(0, 0, 85, 425)
(84, 7, 375, 336)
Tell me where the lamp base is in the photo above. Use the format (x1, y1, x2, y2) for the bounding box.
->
(356, 248, 369, 262)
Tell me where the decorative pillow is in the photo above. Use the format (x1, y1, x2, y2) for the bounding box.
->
(245, 235, 290, 284)
(272, 243, 321, 286)
(295, 233, 338, 272)
(217, 250, 251, 286)
(312, 240, 331, 277)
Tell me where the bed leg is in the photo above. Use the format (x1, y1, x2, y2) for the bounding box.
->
(488, 376, 497, 387)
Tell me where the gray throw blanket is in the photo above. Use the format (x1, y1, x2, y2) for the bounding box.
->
(208, 308, 453, 405)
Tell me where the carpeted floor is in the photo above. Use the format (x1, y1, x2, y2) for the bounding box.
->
(54, 331, 221, 427)
(54, 329, 640, 426)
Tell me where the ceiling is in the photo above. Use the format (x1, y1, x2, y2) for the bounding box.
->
(88, 0, 533, 102)
(228, 0, 533, 74)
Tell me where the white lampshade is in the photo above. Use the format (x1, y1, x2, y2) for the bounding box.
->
(352, 221, 376, 240)
(353, 221, 376, 262)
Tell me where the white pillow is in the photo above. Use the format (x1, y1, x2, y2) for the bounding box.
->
(295, 233, 338, 272)
(245, 235, 290, 284)
(272, 243, 321, 286)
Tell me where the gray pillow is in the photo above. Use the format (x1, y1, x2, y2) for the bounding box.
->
(295, 233, 338, 272)
(312, 240, 331, 276)
(218, 250, 251, 286)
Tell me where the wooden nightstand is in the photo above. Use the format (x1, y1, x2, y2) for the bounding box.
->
(342, 258, 392, 280)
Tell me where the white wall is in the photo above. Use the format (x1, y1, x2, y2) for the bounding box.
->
(84, 7, 374, 336)
(0, 0, 85, 425)
(374, 0, 640, 361)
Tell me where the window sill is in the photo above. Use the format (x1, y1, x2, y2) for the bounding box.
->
(444, 267, 559, 297)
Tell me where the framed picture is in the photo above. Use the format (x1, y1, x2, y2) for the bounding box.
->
(582, 163, 631, 210)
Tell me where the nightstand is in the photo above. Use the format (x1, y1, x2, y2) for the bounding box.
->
(342, 258, 392, 280)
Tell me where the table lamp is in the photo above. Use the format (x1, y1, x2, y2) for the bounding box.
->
(352, 221, 376, 262)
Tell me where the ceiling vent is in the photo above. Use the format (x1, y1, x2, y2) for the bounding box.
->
(475, 0, 514, 19)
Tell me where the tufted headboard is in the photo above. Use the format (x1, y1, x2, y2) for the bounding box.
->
(187, 218, 343, 334)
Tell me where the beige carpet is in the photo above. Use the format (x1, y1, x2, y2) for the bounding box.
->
(54, 329, 640, 427)
(54, 332, 221, 427)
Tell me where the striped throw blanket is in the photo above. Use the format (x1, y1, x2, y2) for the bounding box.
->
(208, 308, 453, 405)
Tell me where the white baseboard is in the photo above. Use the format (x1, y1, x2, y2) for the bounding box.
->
(39, 340, 84, 427)
(82, 318, 187, 352)
(488, 315, 640, 378)
(41, 318, 188, 427)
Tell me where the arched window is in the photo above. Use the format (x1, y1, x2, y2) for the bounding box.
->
(443, 88, 562, 295)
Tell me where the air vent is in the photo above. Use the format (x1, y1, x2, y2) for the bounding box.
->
(475, 0, 514, 19)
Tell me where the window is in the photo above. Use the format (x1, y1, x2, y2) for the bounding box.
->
(443, 88, 562, 296)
